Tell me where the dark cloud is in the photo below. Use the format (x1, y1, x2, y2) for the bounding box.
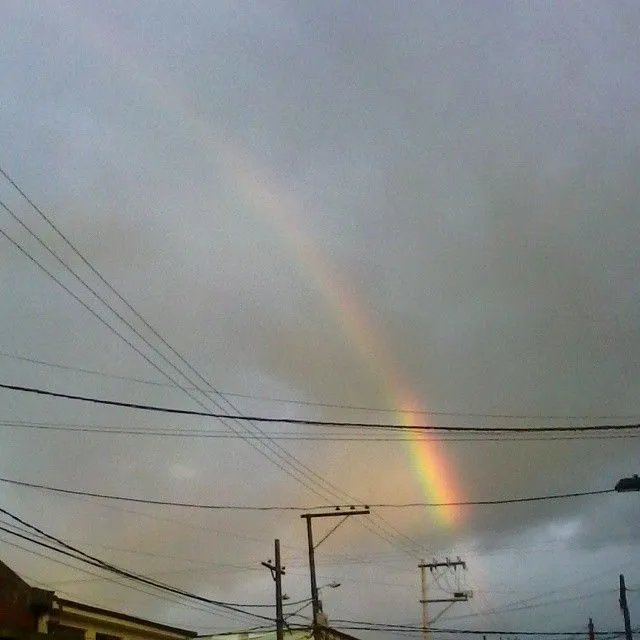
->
(1, 2, 639, 638)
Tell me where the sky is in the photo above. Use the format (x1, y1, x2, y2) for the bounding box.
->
(1, 1, 640, 638)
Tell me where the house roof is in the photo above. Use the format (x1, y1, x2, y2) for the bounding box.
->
(53, 598, 198, 638)
(0, 559, 196, 639)
(0, 558, 35, 593)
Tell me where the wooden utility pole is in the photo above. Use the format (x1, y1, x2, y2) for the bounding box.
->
(420, 559, 429, 640)
(262, 539, 286, 640)
(301, 508, 370, 640)
(620, 574, 633, 640)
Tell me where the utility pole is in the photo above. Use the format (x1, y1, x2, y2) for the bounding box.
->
(588, 617, 595, 640)
(620, 574, 633, 640)
(615, 475, 638, 640)
(419, 557, 471, 639)
(420, 559, 428, 640)
(262, 539, 286, 640)
(301, 507, 370, 640)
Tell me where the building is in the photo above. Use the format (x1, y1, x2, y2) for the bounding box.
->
(0, 560, 196, 640)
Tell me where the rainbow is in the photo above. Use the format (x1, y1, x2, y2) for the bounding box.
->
(230, 161, 461, 526)
(51, 2, 461, 526)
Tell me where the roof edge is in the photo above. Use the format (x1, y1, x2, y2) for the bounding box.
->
(54, 598, 197, 638)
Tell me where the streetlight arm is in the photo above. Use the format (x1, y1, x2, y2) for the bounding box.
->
(615, 475, 640, 492)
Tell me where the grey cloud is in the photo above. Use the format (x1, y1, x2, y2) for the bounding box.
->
(2, 2, 640, 638)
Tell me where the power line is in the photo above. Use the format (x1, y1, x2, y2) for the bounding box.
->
(18, 481, 288, 546)
(0, 535, 250, 625)
(0, 505, 276, 620)
(1, 419, 638, 442)
(0, 172, 422, 557)
(447, 588, 617, 619)
(0, 168, 556, 561)
(0, 476, 615, 510)
(328, 620, 628, 636)
(2, 382, 639, 433)
(0, 525, 261, 624)
(0, 188, 337, 502)
(3, 350, 639, 422)
(334, 628, 624, 637)
(0, 534, 257, 628)
(0, 199, 343, 506)
(0, 252, 410, 555)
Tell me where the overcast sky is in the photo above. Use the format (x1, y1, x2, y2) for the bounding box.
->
(1, 2, 640, 639)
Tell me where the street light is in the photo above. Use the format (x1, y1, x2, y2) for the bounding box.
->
(314, 582, 340, 637)
(284, 582, 342, 628)
(316, 581, 341, 623)
(283, 582, 341, 609)
(615, 475, 640, 492)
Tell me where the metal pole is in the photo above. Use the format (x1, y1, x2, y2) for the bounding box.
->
(620, 574, 633, 640)
(306, 516, 320, 640)
(275, 539, 284, 640)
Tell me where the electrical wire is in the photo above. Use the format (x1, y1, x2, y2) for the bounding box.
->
(2, 419, 639, 442)
(328, 620, 628, 636)
(25, 484, 286, 546)
(2, 381, 639, 434)
(0, 170, 556, 560)
(0, 525, 241, 621)
(0, 505, 275, 621)
(0, 475, 615, 509)
(0, 173, 423, 557)
(3, 350, 639, 422)
(460, 588, 616, 617)
(0, 535, 250, 625)
(0, 525, 264, 625)
(0, 201, 340, 505)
